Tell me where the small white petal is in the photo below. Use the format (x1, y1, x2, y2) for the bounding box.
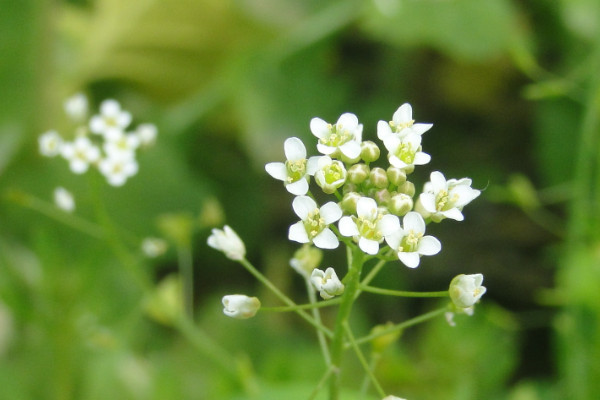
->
(339, 216, 358, 236)
(359, 238, 379, 255)
(286, 178, 309, 196)
(429, 171, 447, 192)
(100, 99, 120, 115)
(292, 196, 317, 220)
(419, 193, 437, 213)
(339, 141, 361, 159)
(442, 208, 465, 221)
(398, 252, 420, 268)
(310, 118, 330, 139)
(306, 156, 322, 175)
(418, 236, 441, 256)
(289, 221, 310, 243)
(265, 162, 287, 181)
(384, 230, 402, 249)
(337, 113, 359, 130)
(377, 120, 393, 141)
(403, 212, 425, 234)
(313, 229, 339, 249)
(378, 214, 401, 236)
(284, 137, 306, 161)
(356, 197, 377, 220)
(316, 143, 336, 155)
(394, 103, 412, 123)
(413, 152, 431, 165)
(320, 202, 342, 224)
(412, 123, 433, 135)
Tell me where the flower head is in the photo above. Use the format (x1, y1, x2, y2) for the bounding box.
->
(39, 130, 63, 157)
(314, 156, 347, 194)
(207, 225, 246, 261)
(136, 123, 158, 147)
(417, 171, 481, 222)
(141, 237, 168, 258)
(288, 196, 342, 249)
(377, 103, 432, 141)
(103, 131, 140, 159)
(64, 93, 88, 122)
(60, 136, 101, 174)
(310, 113, 363, 159)
(310, 267, 344, 299)
(53, 187, 75, 213)
(339, 197, 400, 255)
(98, 153, 139, 186)
(222, 295, 260, 319)
(265, 137, 320, 196)
(89, 99, 132, 140)
(449, 273, 486, 308)
(383, 132, 431, 171)
(385, 212, 441, 268)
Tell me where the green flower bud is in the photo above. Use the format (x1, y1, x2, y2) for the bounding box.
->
(387, 167, 407, 186)
(290, 244, 323, 278)
(348, 164, 370, 184)
(360, 141, 380, 163)
(341, 192, 361, 214)
(388, 193, 413, 216)
(369, 188, 391, 206)
(343, 182, 359, 194)
(369, 167, 389, 189)
(397, 181, 415, 197)
(370, 322, 401, 353)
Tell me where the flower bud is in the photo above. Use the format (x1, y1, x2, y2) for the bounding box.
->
(141, 237, 168, 258)
(310, 267, 344, 299)
(222, 295, 261, 319)
(388, 193, 413, 216)
(290, 244, 323, 278)
(341, 192, 361, 214)
(387, 167, 407, 186)
(369, 188, 391, 206)
(369, 167, 389, 189)
(449, 274, 486, 308)
(207, 225, 246, 261)
(360, 141, 380, 163)
(348, 164, 370, 184)
(397, 181, 415, 197)
(143, 275, 183, 325)
(370, 322, 400, 354)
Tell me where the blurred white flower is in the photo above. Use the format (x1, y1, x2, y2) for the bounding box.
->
(310, 267, 344, 299)
(39, 130, 63, 157)
(382, 396, 407, 400)
(63, 93, 88, 122)
(417, 171, 480, 222)
(61, 136, 101, 174)
(141, 237, 168, 258)
(222, 295, 260, 319)
(339, 197, 400, 255)
(53, 187, 75, 213)
(310, 113, 363, 159)
(377, 103, 432, 141)
(89, 99, 132, 140)
(103, 131, 140, 159)
(207, 225, 246, 261)
(98, 153, 139, 186)
(383, 132, 431, 170)
(136, 123, 158, 147)
(449, 273, 487, 308)
(385, 212, 441, 268)
(265, 137, 320, 196)
(288, 196, 342, 249)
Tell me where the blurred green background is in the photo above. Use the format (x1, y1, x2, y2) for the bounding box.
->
(1, 0, 600, 399)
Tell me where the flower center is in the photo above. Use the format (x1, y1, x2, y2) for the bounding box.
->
(303, 209, 326, 239)
(435, 189, 459, 211)
(389, 119, 414, 132)
(285, 159, 307, 183)
(394, 142, 416, 164)
(324, 163, 344, 184)
(321, 123, 353, 148)
(105, 116, 119, 128)
(355, 214, 383, 242)
(399, 230, 422, 253)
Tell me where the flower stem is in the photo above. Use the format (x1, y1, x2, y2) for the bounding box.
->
(261, 297, 341, 312)
(306, 277, 332, 366)
(177, 244, 194, 319)
(359, 285, 448, 298)
(343, 321, 386, 398)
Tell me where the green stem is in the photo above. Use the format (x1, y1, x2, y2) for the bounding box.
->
(359, 285, 448, 298)
(329, 246, 364, 400)
(306, 277, 332, 366)
(238, 258, 333, 338)
(308, 366, 337, 400)
(261, 298, 341, 312)
(343, 321, 386, 398)
(177, 245, 194, 319)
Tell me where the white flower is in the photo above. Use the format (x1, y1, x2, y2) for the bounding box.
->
(64, 93, 88, 122)
(310, 267, 344, 299)
(103, 131, 140, 159)
(288, 196, 342, 249)
(39, 130, 63, 157)
(60, 136, 101, 174)
(417, 171, 481, 222)
(265, 137, 320, 196)
(310, 113, 363, 159)
(222, 295, 260, 319)
(449, 273, 487, 308)
(53, 187, 75, 213)
(383, 131, 431, 170)
(207, 225, 246, 261)
(314, 156, 347, 194)
(99, 153, 139, 186)
(89, 99, 132, 140)
(382, 396, 407, 400)
(377, 103, 432, 141)
(339, 197, 400, 255)
(385, 212, 441, 268)
(136, 123, 158, 147)
(141, 237, 168, 258)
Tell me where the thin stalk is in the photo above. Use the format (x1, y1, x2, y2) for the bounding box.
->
(308, 366, 337, 400)
(177, 244, 194, 319)
(261, 297, 341, 312)
(238, 258, 333, 338)
(359, 285, 448, 298)
(306, 277, 332, 366)
(343, 321, 386, 398)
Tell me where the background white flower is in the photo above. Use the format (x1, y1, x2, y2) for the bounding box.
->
(89, 99, 132, 140)
(310, 113, 363, 159)
(310, 267, 344, 299)
(99, 154, 139, 186)
(383, 132, 431, 170)
(385, 212, 441, 268)
(339, 197, 400, 255)
(136, 123, 158, 147)
(265, 137, 320, 196)
(60, 136, 101, 174)
(207, 225, 246, 261)
(288, 196, 342, 249)
(103, 131, 140, 159)
(53, 187, 75, 213)
(222, 295, 261, 319)
(377, 103, 432, 141)
(418, 171, 481, 222)
(39, 130, 63, 157)
(64, 93, 88, 122)
(141, 237, 168, 258)
(449, 273, 487, 308)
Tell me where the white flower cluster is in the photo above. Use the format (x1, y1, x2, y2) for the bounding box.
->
(264, 103, 481, 297)
(38, 94, 157, 187)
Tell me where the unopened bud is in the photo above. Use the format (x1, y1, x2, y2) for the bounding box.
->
(387, 167, 407, 186)
(370, 322, 401, 353)
(369, 188, 391, 206)
(388, 193, 413, 216)
(341, 192, 361, 214)
(348, 164, 370, 184)
(360, 141, 380, 163)
(290, 244, 323, 278)
(369, 167, 389, 189)
(397, 181, 415, 197)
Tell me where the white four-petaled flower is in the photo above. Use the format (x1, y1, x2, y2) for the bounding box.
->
(385, 212, 441, 268)
(265, 137, 320, 196)
(417, 171, 481, 222)
(377, 103, 432, 141)
(310, 113, 363, 159)
(339, 197, 400, 255)
(98, 153, 139, 186)
(310, 267, 344, 299)
(314, 156, 347, 194)
(39, 130, 63, 157)
(288, 196, 342, 249)
(449, 273, 487, 308)
(207, 225, 246, 261)
(60, 136, 101, 174)
(89, 99, 132, 140)
(222, 295, 261, 319)
(383, 132, 431, 170)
